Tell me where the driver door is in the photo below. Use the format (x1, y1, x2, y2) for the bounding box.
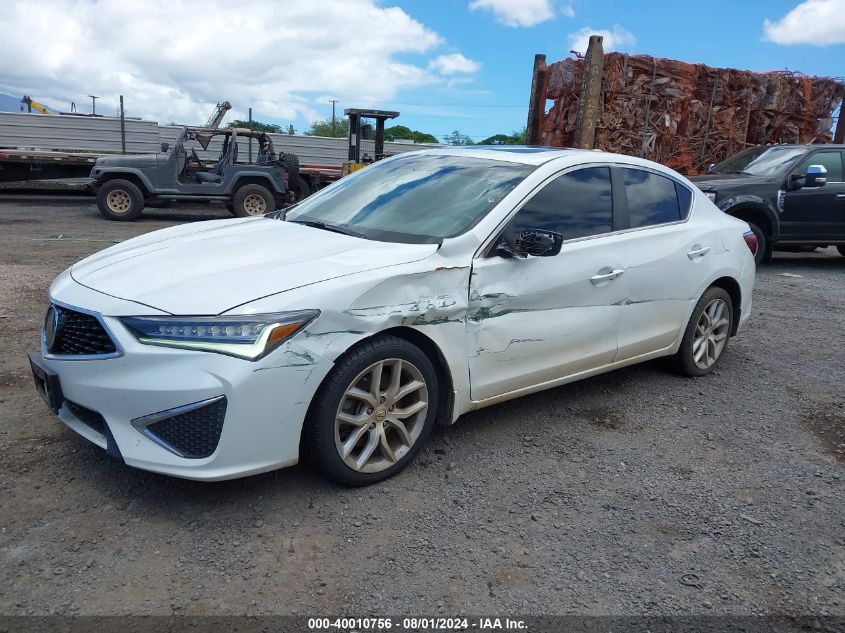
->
(782, 150, 845, 240)
(467, 166, 625, 401)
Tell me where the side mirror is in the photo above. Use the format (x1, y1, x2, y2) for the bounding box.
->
(497, 229, 563, 258)
(160, 142, 170, 153)
(707, 163, 717, 174)
(803, 164, 827, 188)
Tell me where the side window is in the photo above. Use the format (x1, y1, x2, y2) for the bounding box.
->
(794, 151, 843, 183)
(676, 183, 692, 219)
(624, 169, 681, 228)
(506, 166, 613, 242)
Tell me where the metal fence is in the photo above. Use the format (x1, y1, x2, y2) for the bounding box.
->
(0, 112, 160, 153)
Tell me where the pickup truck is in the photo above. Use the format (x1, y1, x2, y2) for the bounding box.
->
(690, 144, 845, 263)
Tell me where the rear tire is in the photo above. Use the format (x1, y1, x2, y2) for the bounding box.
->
(231, 184, 274, 217)
(293, 175, 311, 201)
(304, 335, 439, 486)
(746, 221, 767, 265)
(670, 286, 733, 377)
(96, 179, 144, 221)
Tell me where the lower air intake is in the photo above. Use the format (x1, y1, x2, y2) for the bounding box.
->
(143, 397, 227, 459)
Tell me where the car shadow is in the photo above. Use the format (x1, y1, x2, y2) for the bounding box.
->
(770, 248, 844, 270)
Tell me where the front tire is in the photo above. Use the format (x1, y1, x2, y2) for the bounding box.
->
(231, 184, 274, 217)
(670, 286, 733, 377)
(305, 335, 439, 486)
(96, 179, 144, 221)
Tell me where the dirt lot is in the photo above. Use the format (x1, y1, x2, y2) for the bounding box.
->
(0, 196, 842, 618)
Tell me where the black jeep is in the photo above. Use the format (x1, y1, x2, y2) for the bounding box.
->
(90, 127, 299, 221)
(690, 145, 845, 263)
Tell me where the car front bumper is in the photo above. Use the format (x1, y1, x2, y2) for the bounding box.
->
(30, 283, 334, 481)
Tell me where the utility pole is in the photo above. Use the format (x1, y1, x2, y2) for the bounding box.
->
(329, 99, 340, 136)
(87, 94, 98, 116)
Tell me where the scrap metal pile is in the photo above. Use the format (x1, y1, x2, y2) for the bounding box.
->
(540, 52, 844, 174)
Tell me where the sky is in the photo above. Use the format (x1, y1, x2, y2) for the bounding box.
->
(0, 0, 843, 142)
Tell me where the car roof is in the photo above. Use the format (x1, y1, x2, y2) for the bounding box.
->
(410, 146, 686, 174)
(413, 146, 584, 165)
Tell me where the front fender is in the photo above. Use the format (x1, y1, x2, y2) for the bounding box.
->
(93, 168, 156, 193)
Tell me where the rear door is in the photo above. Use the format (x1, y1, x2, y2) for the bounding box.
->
(781, 149, 845, 241)
(613, 167, 720, 360)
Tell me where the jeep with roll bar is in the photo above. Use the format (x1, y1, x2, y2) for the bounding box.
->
(89, 127, 299, 221)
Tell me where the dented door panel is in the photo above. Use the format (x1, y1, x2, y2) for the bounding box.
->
(467, 238, 625, 402)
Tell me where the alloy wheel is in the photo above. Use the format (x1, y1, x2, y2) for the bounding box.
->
(692, 298, 730, 369)
(334, 358, 429, 473)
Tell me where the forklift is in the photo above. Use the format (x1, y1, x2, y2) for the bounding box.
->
(342, 108, 399, 175)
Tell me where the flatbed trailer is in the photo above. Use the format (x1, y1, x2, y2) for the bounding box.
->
(0, 111, 438, 195)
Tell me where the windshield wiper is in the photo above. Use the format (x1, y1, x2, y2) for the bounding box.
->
(288, 219, 364, 238)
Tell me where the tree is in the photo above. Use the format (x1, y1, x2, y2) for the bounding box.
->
(479, 127, 527, 145)
(384, 125, 438, 144)
(226, 119, 283, 133)
(305, 118, 349, 138)
(441, 130, 474, 146)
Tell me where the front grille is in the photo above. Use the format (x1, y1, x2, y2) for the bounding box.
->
(50, 306, 117, 356)
(144, 397, 227, 459)
(66, 400, 107, 436)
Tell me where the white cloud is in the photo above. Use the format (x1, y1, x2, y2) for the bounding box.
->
(469, 0, 556, 27)
(0, 0, 462, 126)
(763, 0, 845, 45)
(561, 3, 576, 18)
(567, 25, 636, 54)
(428, 53, 482, 75)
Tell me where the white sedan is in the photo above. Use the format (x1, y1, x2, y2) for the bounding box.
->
(29, 148, 756, 485)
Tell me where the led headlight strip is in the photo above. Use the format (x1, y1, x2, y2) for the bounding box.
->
(120, 310, 319, 360)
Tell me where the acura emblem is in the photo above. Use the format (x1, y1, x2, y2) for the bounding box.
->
(44, 305, 61, 351)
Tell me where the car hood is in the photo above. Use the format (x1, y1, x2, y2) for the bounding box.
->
(70, 218, 438, 314)
(689, 173, 772, 189)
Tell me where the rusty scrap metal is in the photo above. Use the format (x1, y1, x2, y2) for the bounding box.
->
(539, 51, 844, 174)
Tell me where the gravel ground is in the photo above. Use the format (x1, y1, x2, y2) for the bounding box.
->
(0, 196, 842, 618)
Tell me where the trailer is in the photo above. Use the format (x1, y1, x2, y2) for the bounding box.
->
(0, 112, 441, 196)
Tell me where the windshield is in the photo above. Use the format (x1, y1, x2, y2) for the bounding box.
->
(284, 153, 533, 244)
(715, 146, 807, 177)
(711, 146, 769, 174)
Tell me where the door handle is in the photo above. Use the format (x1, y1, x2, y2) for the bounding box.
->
(836, 193, 845, 199)
(687, 246, 711, 259)
(590, 269, 626, 284)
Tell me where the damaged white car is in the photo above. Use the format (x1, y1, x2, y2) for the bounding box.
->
(29, 147, 755, 485)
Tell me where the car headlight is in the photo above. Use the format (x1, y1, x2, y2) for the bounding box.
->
(704, 191, 717, 203)
(120, 310, 319, 360)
